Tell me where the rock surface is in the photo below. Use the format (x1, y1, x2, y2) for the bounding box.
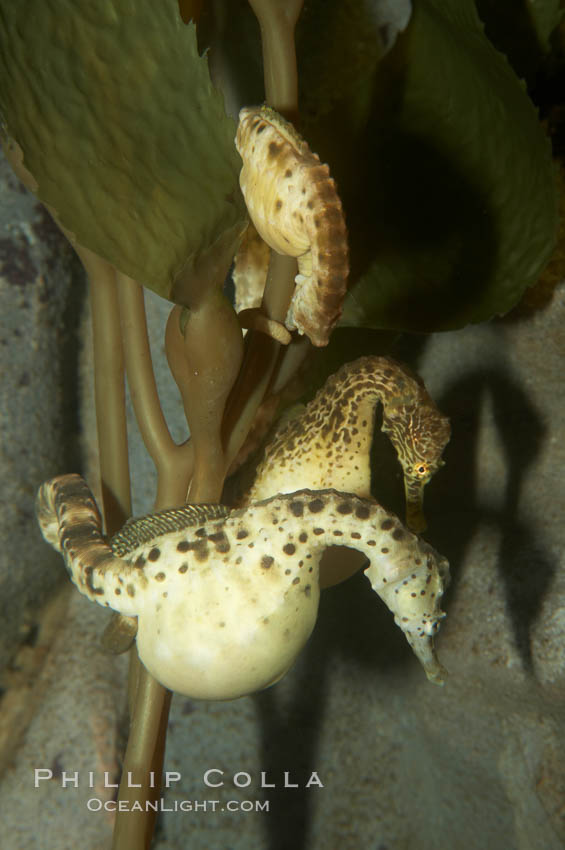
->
(0, 152, 84, 673)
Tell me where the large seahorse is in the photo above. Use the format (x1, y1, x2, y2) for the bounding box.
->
(37, 474, 448, 700)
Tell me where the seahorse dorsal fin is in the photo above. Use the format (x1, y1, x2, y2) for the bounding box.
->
(110, 503, 230, 556)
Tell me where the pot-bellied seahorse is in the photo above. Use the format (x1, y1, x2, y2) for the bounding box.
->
(36, 474, 449, 700)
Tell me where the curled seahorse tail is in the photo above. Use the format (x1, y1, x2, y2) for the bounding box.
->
(35, 474, 140, 613)
(36, 473, 100, 552)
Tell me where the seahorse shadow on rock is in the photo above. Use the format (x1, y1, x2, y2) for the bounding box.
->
(253, 357, 554, 850)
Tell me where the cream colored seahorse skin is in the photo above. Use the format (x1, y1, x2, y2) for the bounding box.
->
(247, 356, 451, 533)
(235, 106, 349, 347)
(36, 474, 449, 699)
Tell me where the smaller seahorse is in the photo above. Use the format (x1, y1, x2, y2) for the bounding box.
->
(235, 106, 349, 347)
(37, 474, 448, 700)
(247, 356, 451, 532)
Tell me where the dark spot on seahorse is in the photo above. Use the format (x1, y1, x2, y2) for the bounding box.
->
(308, 498, 324, 513)
(208, 531, 230, 553)
(333, 530, 343, 537)
(304, 584, 311, 597)
(84, 566, 104, 596)
(261, 555, 274, 569)
(177, 540, 190, 553)
(381, 547, 389, 554)
(268, 141, 281, 157)
(381, 518, 394, 530)
(351, 531, 361, 539)
(236, 529, 249, 540)
(299, 532, 308, 543)
(195, 527, 207, 538)
(355, 505, 370, 520)
(337, 502, 353, 515)
(292, 577, 300, 585)
(126, 584, 135, 598)
(148, 548, 160, 562)
(290, 500, 304, 517)
(283, 543, 296, 555)
(134, 554, 146, 568)
(275, 199, 283, 211)
(194, 543, 209, 563)
(155, 572, 166, 582)
(392, 529, 405, 541)
(313, 527, 324, 535)
(115, 588, 121, 595)
(367, 540, 376, 546)
(178, 563, 188, 574)
(285, 569, 291, 575)
(285, 169, 293, 178)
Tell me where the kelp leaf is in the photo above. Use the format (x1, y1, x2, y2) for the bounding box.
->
(0, 1, 246, 303)
(296, 0, 411, 125)
(302, 0, 558, 333)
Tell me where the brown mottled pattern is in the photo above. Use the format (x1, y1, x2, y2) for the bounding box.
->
(235, 106, 349, 347)
(36, 473, 449, 696)
(247, 356, 450, 532)
(35, 474, 143, 612)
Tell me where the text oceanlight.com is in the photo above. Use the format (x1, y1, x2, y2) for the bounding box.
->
(86, 798, 270, 813)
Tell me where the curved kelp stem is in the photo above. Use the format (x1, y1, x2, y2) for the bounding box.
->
(116, 273, 194, 509)
(79, 249, 132, 533)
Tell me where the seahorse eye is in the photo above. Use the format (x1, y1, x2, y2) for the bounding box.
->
(414, 463, 429, 477)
